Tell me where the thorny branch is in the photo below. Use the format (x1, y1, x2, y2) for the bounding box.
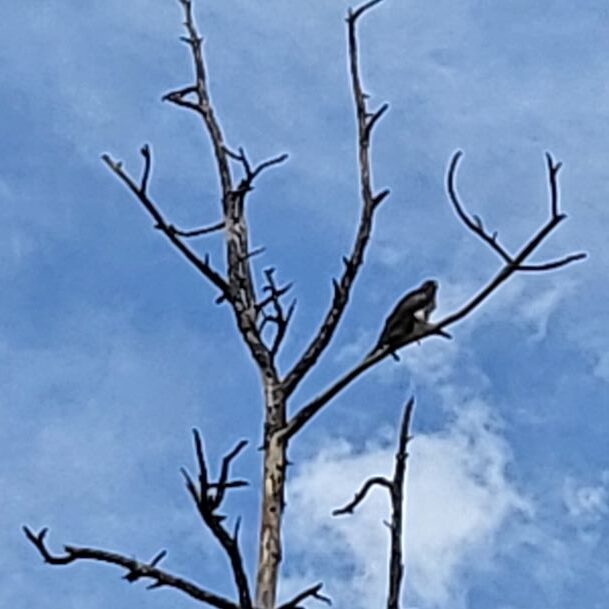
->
(23, 527, 238, 609)
(181, 430, 252, 609)
(333, 398, 413, 609)
(103, 0, 289, 374)
(281, 0, 390, 397)
(283, 151, 585, 439)
(167, 0, 289, 374)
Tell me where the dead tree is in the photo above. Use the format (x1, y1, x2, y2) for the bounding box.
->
(24, 1, 585, 608)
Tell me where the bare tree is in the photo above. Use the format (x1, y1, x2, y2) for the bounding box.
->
(24, 1, 585, 608)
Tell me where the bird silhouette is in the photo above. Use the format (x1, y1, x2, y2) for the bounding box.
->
(369, 279, 439, 359)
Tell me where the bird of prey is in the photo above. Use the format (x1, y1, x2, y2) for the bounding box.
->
(369, 279, 440, 359)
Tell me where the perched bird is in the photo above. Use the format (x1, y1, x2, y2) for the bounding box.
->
(369, 279, 439, 359)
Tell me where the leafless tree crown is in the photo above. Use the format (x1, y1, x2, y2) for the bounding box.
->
(25, 1, 585, 609)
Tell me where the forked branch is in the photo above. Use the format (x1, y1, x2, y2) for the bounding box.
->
(333, 398, 414, 609)
(23, 527, 238, 609)
(282, 0, 390, 397)
(438, 150, 586, 327)
(284, 151, 585, 438)
(102, 148, 231, 301)
(257, 268, 297, 361)
(225, 146, 289, 194)
(181, 430, 252, 609)
(277, 583, 332, 609)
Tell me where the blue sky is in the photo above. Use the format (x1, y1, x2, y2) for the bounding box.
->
(1, 1, 607, 608)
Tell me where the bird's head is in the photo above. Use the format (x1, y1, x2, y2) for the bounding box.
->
(421, 279, 438, 294)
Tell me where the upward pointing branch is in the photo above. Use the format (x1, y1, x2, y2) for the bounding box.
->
(282, 0, 389, 397)
(333, 398, 413, 609)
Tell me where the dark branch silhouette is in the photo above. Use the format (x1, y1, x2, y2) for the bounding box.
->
(333, 398, 414, 609)
(281, 0, 390, 398)
(168, 221, 225, 238)
(181, 431, 252, 609)
(333, 476, 393, 515)
(102, 149, 231, 302)
(23, 526, 239, 609)
(277, 583, 332, 609)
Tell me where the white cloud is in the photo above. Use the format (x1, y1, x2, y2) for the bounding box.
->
(282, 401, 529, 609)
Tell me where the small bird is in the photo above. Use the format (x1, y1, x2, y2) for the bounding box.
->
(369, 279, 440, 359)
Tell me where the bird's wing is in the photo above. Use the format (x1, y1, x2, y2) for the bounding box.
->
(394, 289, 431, 315)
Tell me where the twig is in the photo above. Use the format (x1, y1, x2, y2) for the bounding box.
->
(281, 0, 389, 397)
(332, 476, 392, 516)
(168, 221, 225, 238)
(23, 527, 238, 609)
(213, 439, 249, 509)
(277, 583, 332, 609)
(226, 147, 289, 192)
(256, 268, 296, 360)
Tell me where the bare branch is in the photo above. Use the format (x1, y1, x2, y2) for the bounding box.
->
(176, 0, 233, 197)
(546, 151, 562, 218)
(331, 398, 413, 609)
(282, 346, 391, 439)
(277, 583, 332, 609)
(182, 432, 252, 609)
(140, 144, 152, 194)
(365, 102, 389, 137)
(101, 152, 231, 302)
(251, 153, 289, 181)
(256, 268, 296, 360)
(23, 527, 238, 609)
(386, 398, 413, 609)
(168, 221, 225, 238)
(437, 151, 585, 329)
(332, 476, 392, 516)
(226, 147, 289, 194)
(349, 0, 386, 22)
(446, 151, 513, 263)
(516, 252, 587, 271)
(284, 152, 585, 438)
(213, 439, 249, 509)
(170, 1, 275, 372)
(282, 0, 389, 397)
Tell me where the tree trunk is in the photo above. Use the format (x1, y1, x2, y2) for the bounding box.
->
(255, 381, 287, 609)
